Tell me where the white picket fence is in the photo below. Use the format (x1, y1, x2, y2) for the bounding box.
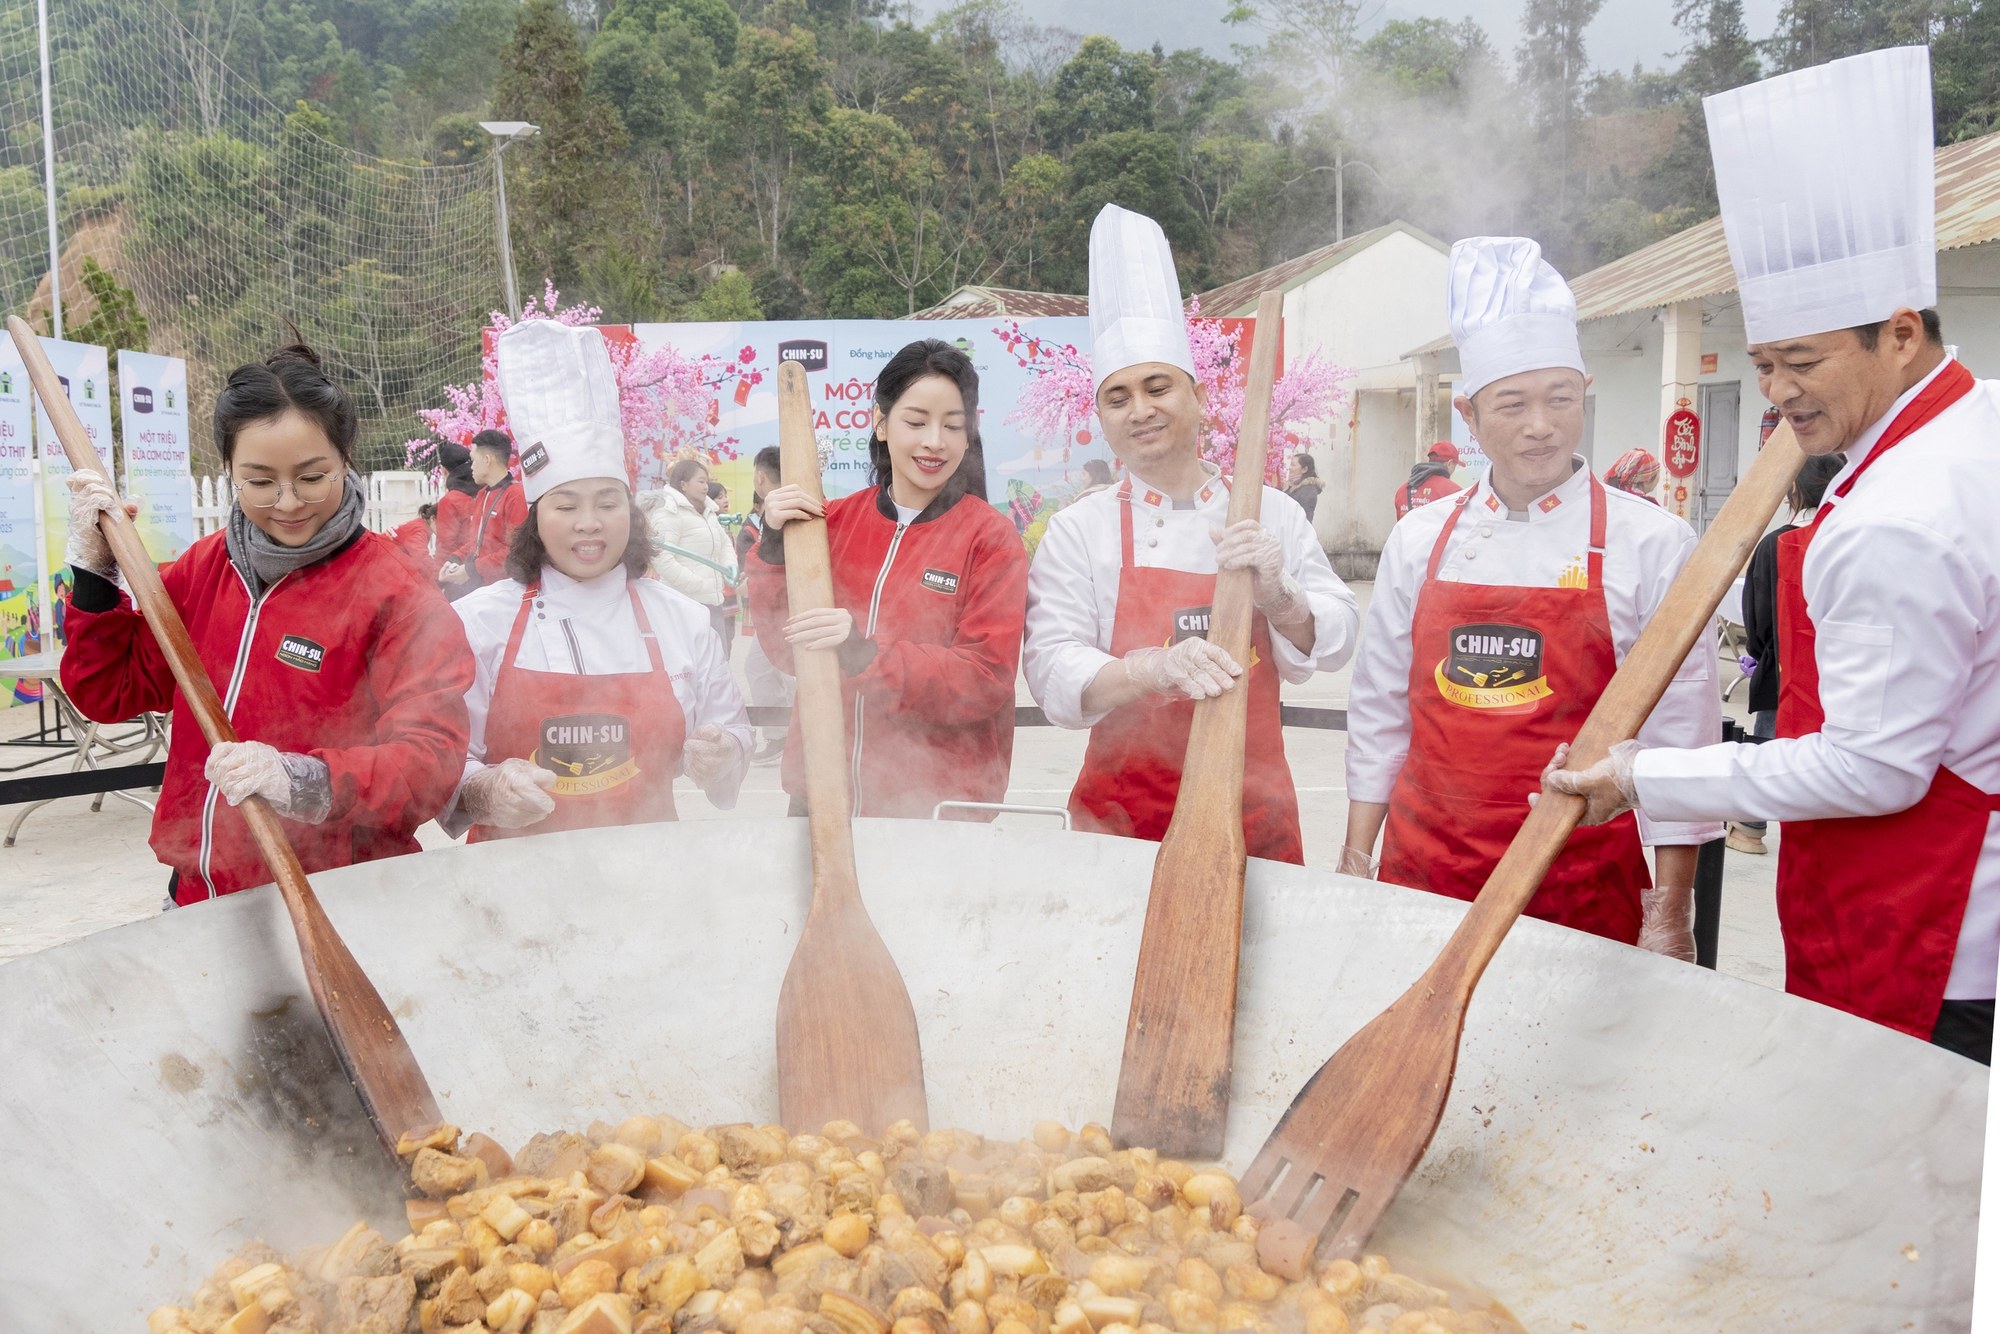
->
(191, 471, 444, 540)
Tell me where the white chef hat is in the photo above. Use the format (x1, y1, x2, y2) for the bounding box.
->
(1448, 237, 1585, 398)
(1089, 204, 1195, 390)
(1704, 47, 1935, 344)
(493, 319, 628, 504)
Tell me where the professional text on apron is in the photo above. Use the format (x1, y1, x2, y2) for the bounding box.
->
(1380, 472, 1653, 942)
(470, 580, 687, 841)
(1773, 358, 1998, 1038)
(1069, 479, 1303, 864)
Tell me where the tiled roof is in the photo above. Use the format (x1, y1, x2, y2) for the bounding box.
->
(1192, 221, 1449, 316)
(1572, 129, 2000, 322)
(910, 286, 1089, 320)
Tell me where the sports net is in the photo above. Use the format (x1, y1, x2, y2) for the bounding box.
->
(0, 0, 502, 471)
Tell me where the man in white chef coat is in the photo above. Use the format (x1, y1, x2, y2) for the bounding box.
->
(1024, 204, 1359, 865)
(1549, 47, 2000, 1062)
(1343, 237, 1723, 951)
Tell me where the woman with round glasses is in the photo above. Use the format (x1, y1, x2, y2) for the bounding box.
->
(59, 342, 476, 906)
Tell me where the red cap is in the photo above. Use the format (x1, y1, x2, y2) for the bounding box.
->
(1428, 442, 1460, 466)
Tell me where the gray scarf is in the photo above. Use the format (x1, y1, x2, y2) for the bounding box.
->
(225, 470, 368, 598)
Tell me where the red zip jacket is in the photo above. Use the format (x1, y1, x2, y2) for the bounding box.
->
(748, 485, 1027, 818)
(61, 530, 475, 903)
(439, 479, 527, 584)
(433, 488, 478, 570)
(391, 517, 436, 578)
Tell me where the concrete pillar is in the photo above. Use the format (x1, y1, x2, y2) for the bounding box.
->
(1412, 351, 1441, 464)
(1659, 299, 1702, 519)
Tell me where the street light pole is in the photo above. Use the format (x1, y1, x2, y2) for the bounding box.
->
(478, 121, 539, 321)
(37, 0, 60, 338)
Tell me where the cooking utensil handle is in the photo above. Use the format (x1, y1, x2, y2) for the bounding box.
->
(1436, 421, 1809, 998)
(931, 801, 1073, 829)
(775, 362, 859, 902)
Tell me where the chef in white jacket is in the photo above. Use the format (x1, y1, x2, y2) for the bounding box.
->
(1024, 204, 1359, 865)
(1344, 237, 1723, 953)
(443, 319, 752, 840)
(1550, 47, 2000, 1063)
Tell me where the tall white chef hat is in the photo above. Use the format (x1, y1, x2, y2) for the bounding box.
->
(1089, 204, 1195, 390)
(494, 319, 628, 504)
(1448, 236, 1585, 399)
(1704, 46, 1936, 344)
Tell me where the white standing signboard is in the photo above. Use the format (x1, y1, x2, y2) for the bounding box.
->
(0, 337, 40, 666)
(35, 339, 113, 650)
(118, 350, 193, 565)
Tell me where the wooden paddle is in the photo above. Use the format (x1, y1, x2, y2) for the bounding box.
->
(1239, 418, 1809, 1261)
(1111, 290, 1286, 1157)
(6, 316, 441, 1162)
(771, 360, 929, 1137)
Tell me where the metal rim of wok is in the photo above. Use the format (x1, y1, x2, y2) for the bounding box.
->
(0, 817, 1982, 1331)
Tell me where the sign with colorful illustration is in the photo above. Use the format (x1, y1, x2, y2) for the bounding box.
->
(0, 337, 40, 667)
(117, 350, 194, 565)
(34, 339, 114, 649)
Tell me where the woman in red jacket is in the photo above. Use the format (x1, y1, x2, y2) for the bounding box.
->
(750, 339, 1028, 819)
(60, 343, 475, 906)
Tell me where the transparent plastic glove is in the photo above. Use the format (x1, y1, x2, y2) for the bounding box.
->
(1336, 845, 1379, 879)
(682, 723, 741, 786)
(785, 605, 853, 650)
(458, 757, 557, 829)
(205, 740, 332, 823)
(1535, 739, 1644, 825)
(1638, 882, 1696, 962)
(1123, 638, 1242, 700)
(1210, 520, 1312, 628)
(64, 471, 124, 576)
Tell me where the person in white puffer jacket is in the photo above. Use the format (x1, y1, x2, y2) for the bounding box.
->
(637, 457, 733, 643)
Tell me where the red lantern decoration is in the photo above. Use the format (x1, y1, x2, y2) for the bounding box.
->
(1664, 403, 1701, 478)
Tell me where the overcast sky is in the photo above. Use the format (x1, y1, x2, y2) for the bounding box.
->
(932, 0, 1787, 85)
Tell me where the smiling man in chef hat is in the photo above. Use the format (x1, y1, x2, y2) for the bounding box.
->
(1342, 237, 1721, 950)
(1552, 46, 2000, 1063)
(442, 318, 753, 842)
(1022, 203, 1359, 865)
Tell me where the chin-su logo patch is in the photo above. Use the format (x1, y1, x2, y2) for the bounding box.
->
(1435, 622, 1551, 711)
(534, 713, 638, 796)
(275, 634, 326, 673)
(920, 568, 960, 595)
(520, 442, 549, 476)
(1171, 605, 1212, 644)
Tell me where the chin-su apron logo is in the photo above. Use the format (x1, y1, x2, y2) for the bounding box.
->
(535, 713, 639, 796)
(1436, 622, 1552, 709)
(1171, 605, 1212, 644)
(274, 634, 326, 672)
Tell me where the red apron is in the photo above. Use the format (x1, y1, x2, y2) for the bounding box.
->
(1773, 358, 1998, 1037)
(1380, 473, 1652, 942)
(1069, 479, 1302, 864)
(469, 580, 687, 842)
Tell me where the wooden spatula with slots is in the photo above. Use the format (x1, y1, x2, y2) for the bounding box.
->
(771, 360, 930, 1137)
(1240, 419, 1809, 1260)
(1111, 290, 1285, 1158)
(7, 315, 441, 1162)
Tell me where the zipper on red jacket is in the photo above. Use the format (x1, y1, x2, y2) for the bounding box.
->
(849, 518, 910, 816)
(198, 568, 290, 899)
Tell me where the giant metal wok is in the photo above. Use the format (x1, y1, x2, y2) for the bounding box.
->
(0, 818, 1984, 1330)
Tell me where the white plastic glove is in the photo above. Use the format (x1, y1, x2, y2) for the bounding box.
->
(1123, 638, 1242, 701)
(1535, 739, 1644, 825)
(682, 723, 742, 786)
(205, 740, 332, 823)
(65, 471, 122, 576)
(1638, 882, 1696, 962)
(1336, 845, 1379, 879)
(762, 483, 824, 531)
(457, 757, 557, 829)
(786, 605, 854, 650)
(1211, 520, 1312, 628)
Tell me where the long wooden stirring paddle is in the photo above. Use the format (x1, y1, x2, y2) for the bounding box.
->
(1239, 419, 1809, 1261)
(1111, 290, 1285, 1157)
(7, 315, 440, 1161)
(771, 361, 929, 1137)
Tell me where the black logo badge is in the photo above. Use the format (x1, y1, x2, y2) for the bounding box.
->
(519, 441, 549, 476)
(535, 712, 639, 796)
(1436, 622, 1553, 709)
(1172, 605, 1212, 644)
(132, 386, 155, 413)
(921, 568, 960, 595)
(274, 634, 326, 673)
(778, 339, 829, 371)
